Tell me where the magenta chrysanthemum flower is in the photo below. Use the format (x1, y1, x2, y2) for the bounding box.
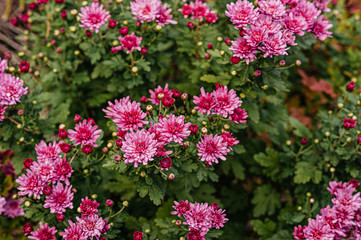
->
(187, 229, 206, 240)
(130, 0, 161, 23)
(282, 29, 297, 46)
(103, 97, 130, 118)
(296, 0, 321, 28)
(212, 86, 242, 117)
(255, 14, 282, 34)
(0, 105, 7, 121)
(283, 12, 308, 36)
(80, 196, 100, 217)
(312, 15, 332, 40)
(68, 119, 102, 147)
(244, 25, 269, 47)
(16, 169, 44, 199)
(35, 140, 62, 162)
(303, 215, 335, 240)
(221, 132, 239, 150)
(209, 207, 228, 229)
(104, 99, 148, 131)
(0, 73, 28, 105)
(259, 32, 289, 58)
(0, 197, 6, 215)
(53, 157, 73, 185)
(189, 0, 210, 21)
(76, 214, 105, 240)
(3, 198, 24, 218)
(156, 3, 177, 26)
(229, 38, 258, 64)
(313, 0, 331, 12)
(117, 32, 142, 54)
(193, 87, 215, 115)
(172, 200, 191, 217)
(121, 129, 158, 167)
(197, 134, 230, 165)
(229, 108, 248, 124)
(225, 0, 259, 29)
(79, 1, 111, 33)
(28, 222, 57, 240)
(258, 0, 286, 19)
(61, 220, 87, 240)
(149, 84, 173, 105)
(293, 225, 306, 240)
(30, 159, 55, 183)
(184, 202, 212, 232)
(156, 114, 191, 145)
(43, 182, 74, 214)
(0, 58, 7, 73)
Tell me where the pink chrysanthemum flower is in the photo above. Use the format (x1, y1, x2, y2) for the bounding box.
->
(229, 108, 248, 124)
(104, 99, 148, 131)
(205, 11, 218, 24)
(130, 0, 161, 23)
(79, 1, 110, 33)
(209, 207, 228, 229)
(121, 129, 158, 167)
(296, 0, 321, 28)
(61, 220, 87, 240)
(28, 222, 57, 240)
(303, 215, 335, 240)
(313, 0, 331, 12)
(53, 157, 73, 185)
(293, 225, 306, 240)
(0, 58, 7, 73)
(172, 200, 192, 217)
(283, 12, 308, 36)
(0, 196, 6, 214)
(258, 0, 286, 19)
(184, 202, 212, 232)
(229, 38, 258, 64)
(35, 140, 62, 162)
(0, 105, 7, 121)
(149, 84, 173, 105)
(189, 0, 210, 21)
(259, 32, 289, 58)
(327, 181, 347, 197)
(197, 134, 230, 165)
(255, 14, 282, 34)
(43, 182, 74, 214)
(156, 114, 191, 145)
(80, 196, 100, 217)
(225, 0, 259, 29)
(221, 132, 239, 150)
(30, 159, 55, 183)
(16, 169, 44, 199)
(76, 214, 105, 240)
(187, 229, 206, 240)
(244, 25, 269, 47)
(103, 97, 131, 119)
(0, 73, 28, 105)
(156, 3, 177, 26)
(178, 3, 193, 18)
(193, 87, 215, 115)
(282, 30, 297, 46)
(212, 86, 242, 117)
(68, 119, 102, 147)
(312, 15, 332, 40)
(117, 32, 142, 54)
(3, 198, 24, 218)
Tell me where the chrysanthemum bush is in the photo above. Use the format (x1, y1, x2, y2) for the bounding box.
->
(3, 0, 360, 239)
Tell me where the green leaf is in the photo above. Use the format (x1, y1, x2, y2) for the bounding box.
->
(149, 184, 165, 205)
(289, 117, 312, 139)
(251, 185, 281, 217)
(294, 161, 322, 184)
(251, 219, 276, 237)
(231, 161, 246, 180)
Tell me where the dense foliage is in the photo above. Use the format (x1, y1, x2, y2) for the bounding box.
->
(1, 0, 361, 239)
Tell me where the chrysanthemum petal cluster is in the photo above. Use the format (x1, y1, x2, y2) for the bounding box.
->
(226, 0, 332, 64)
(79, 1, 111, 33)
(179, 0, 218, 23)
(130, 0, 177, 25)
(68, 119, 102, 147)
(0, 73, 28, 106)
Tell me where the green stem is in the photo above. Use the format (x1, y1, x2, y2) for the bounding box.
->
(338, 129, 346, 144)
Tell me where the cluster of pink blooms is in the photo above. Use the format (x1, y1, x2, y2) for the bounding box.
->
(61, 197, 110, 240)
(226, 0, 333, 64)
(293, 179, 361, 239)
(179, 0, 218, 24)
(68, 118, 103, 150)
(16, 140, 74, 215)
(79, 1, 111, 33)
(104, 84, 247, 169)
(130, 0, 177, 26)
(172, 200, 228, 240)
(0, 57, 28, 121)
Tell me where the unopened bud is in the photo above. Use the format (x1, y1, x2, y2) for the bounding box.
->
(201, 127, 207, 134)
(224, 124, 230, 130)
(314, 139, 319, 144)
(286, 140, 292, 146)
(231, 70, 237, 76)
(146, 105, 153, 111)
(325, 131, 330, 137)
(337, 103, 343, 109)
(330, 167, 335, 173)
(122, 201, 129, 207)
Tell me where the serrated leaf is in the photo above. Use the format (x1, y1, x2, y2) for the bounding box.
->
(289, 117, 312, 139)
(251, 185, 281, 217)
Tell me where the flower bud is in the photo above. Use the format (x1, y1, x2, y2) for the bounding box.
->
(309, 198, 315, 204)
(91, 194, 97, 199)
(286, 140, 291, 146)
(207, 43, 213, 49)
(114, 155, 122, 162)
(279, 60, 286, 66)
(168, 173, 175, 180)
(123, 201, 129, 207)
(106, 199, 114, 207)
(295, 60, 302, 66)
(325, 131, 330, 137)
(83, 169, 89, 174)
(314, 139, 319, 144)
(56, 213, 65, 222)
(216, 36, 223, 42)
(181, 93, 188, 100)
(254, 70, 261, 77)
(146, 105, 153, 111)
(297, 206, 302, 211)
(346, 137, 352, 143)
(330, 167, 335, 173)
(201, 127, 207, 134)
(131, 66, 138, 73)
(24, 201, 31, 207)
